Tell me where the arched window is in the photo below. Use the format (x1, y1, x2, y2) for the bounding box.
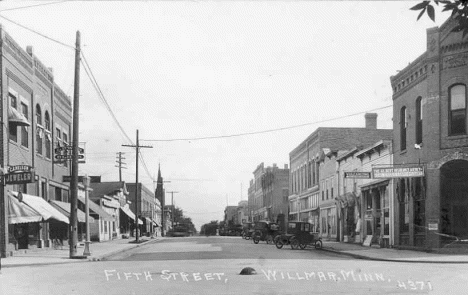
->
(44, 111, 51, 159)
(36, 104, 43, 155)
(416, 97, 423, 144)
(400, 106, 407, 151)
(449, 84, 466, 135)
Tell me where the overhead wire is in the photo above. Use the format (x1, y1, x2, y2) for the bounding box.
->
(0, 14, 74, 50)
(81, 51, 156, 184)
(0, 1, 69, 13)
(140, 105, 393, 142)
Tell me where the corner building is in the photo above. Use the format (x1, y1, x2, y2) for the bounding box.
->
(0, 26, 77, 257)
(390, 16, 468, 250)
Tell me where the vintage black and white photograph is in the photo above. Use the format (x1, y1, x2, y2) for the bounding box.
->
(0, 0, 468, 294)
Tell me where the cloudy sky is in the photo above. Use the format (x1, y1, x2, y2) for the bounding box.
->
(0, 1, 450, 229)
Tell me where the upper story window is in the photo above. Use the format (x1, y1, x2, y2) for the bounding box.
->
(36, 104, 43, 155)
(400, 106, 407, 151)
(21, 103, 29, 148)
(44, 111, 51, 159)
(9, 93, 18, 142)
(449, 84, 467, 136)
(416, 97, 423, 144)
(36, 104, 42, 125)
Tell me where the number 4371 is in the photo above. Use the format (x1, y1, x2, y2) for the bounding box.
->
(397, 280, 433, 291)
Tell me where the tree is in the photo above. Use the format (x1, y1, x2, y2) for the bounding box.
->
(411, 1, 468, 37)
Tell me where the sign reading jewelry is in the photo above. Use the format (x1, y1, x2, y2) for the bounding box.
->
(372, 166, 424, 178)
(1, 165, 36, 184)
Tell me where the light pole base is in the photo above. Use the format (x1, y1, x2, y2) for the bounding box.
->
(83, 241, 91, 256)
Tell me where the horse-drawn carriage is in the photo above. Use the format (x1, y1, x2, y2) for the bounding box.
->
(252, 221, 281, 244)
(275, 221, 322, 250)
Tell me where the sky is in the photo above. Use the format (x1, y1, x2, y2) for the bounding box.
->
(0, 0, 451, 230)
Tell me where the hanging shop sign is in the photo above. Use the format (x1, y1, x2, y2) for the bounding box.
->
(1, 165, 36, 184)
(344, 171, 371, 179)
(372, 166, 425, 178)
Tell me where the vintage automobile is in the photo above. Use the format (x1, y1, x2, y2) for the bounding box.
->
(241, 222, 254, 240)
(252, 221, 282, 244)
(274, 221, 322, 250)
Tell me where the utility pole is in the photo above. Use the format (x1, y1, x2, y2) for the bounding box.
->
(122, 130, 152, 243)
(166, 191, 178, 229)
(83, 175, 91, 256)
(115, 152, 127, 182)
(69, 31, 81, 258)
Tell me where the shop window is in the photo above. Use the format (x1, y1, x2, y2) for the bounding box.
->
(400, 106, 407, 151)
(413, 178, 425, 233)
(449, 84, 466, 135)
(55, 187, 62, 202)
(21, 103, 29, 148)
(416, 97, 423, 144)
(398, 179, 409, 234)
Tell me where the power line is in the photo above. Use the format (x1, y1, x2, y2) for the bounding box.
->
(81, 51, 157, 183)
(0, 14, 74, 49)
(141, 105, 393, 142)
(0, 1, 69, 13)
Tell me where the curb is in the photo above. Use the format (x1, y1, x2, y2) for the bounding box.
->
(321, 247, 468, 264)
(90, 238, 162, 262)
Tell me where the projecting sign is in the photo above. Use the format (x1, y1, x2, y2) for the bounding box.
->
(344, 172, 371, 179)
(1, 165, 36, 184)
(63, 176, 84, 182)
(372, 166, 425, 178)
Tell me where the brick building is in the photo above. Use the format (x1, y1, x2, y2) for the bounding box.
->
(288, 114, 392, 240)
(248, 162, 289, 225)
(127, 183, 161, 237)
(0, 27, 91, 257)
(390, 16, 468, 250)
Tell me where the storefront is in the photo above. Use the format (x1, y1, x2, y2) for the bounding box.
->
(320, 205, 337, 240)
(7, 191, 69, 250)
(360, 180, 391, 248)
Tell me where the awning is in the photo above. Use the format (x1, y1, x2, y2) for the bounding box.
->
(152, 220, 160, 227)
(77, 195, 114, 221)
(360, 179, 390, 191)
(145, 217, 151, 225)
(50, 200, 95, 223)
(120, 206, 143, 225)
(9, 191, 69, 224)
(8, 106, 30, 127)
(7, 192, 43, 224)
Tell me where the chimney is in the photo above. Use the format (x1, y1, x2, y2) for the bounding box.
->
(365, 113, 378, 129)
(284, 164, 289, 169)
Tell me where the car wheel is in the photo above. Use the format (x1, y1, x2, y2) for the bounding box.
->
(315, 240, 323, 249)
(275, 239, 284, 249)
(253, 237, 259, 244)
(266, 235, 273, 244)
(290, 238, 299, 250)
(299, 243, 307, 250)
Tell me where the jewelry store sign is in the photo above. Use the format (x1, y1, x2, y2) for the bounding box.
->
(0, 165, 36, 184)
(372, 166, 424, 179)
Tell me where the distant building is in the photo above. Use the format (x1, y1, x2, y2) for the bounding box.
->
(235, 200, 248, 225)
(390, 15, 468, 250)
(249, 163, 289, 225)
(127, 183, 161, 237)
(224, 206, 237, 226)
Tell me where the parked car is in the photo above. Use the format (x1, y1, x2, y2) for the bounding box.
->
(275, 221, 322, 250)
(252, 221, 282, 244)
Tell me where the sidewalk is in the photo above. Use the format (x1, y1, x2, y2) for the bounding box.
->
(322, 241, 468, 263)
(1, 237, 163, 268)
